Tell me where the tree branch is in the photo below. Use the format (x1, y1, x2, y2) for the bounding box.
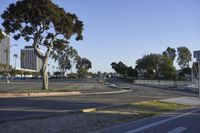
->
(33, 34, 45, 60)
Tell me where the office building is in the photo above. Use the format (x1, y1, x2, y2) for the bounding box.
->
(21, 46, 43, 72)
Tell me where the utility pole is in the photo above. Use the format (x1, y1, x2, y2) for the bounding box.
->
(198, 62, 200, 99)
(193, 50, 200, 100)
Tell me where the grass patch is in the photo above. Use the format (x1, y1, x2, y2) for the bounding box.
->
(0, 86, 80, 93)
(132, 100, 190, 111)
(95, 100, 191, 126)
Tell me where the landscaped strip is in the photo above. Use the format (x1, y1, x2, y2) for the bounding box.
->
(83, 100, 191, 132)
(0, 100, 191, 133)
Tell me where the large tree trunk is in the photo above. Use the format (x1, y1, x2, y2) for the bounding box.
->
(33, 35, 52, 90)
(40, 59, 48, 90)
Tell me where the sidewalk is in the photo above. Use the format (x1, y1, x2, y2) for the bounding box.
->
(160, 96, 200, 106)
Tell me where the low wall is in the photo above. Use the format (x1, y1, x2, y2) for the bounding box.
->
(134, 80, 192, 88)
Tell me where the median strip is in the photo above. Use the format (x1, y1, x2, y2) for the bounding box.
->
(0, 91, 82, 98)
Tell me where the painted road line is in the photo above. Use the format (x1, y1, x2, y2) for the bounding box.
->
(83, 90, 131, 95)
(125, 109, 200, 133)
(82, 108, 97, 112)
(167, 127, 187, 133)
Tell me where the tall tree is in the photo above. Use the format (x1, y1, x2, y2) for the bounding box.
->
(136, 54, 175, 79)
(135, 54, 160, 79)
(163, 47, 176, 63)
(127, 66, 138, 77)
(76, 58, 92, 78)
(177, 47, 192, 68)
(76, 58, 92, 70)
(52, 45, 78, 74)
(58, 56, 72, 77)
(159, 56, 176, 80)
(1, 0, 83, 90)
(111, 61, 128, 75)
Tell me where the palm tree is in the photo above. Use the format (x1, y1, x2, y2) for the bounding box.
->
(58, 57, 72, 77)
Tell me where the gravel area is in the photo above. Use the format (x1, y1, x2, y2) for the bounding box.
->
(0, 112, 136, 133)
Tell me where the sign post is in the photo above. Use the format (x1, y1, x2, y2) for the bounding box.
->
(193, 51, 200, 100)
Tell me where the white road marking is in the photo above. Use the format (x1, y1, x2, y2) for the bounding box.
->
(167, 127, 187, 133)
(125, 109, 200, 133)
(83, 89, 131, 95)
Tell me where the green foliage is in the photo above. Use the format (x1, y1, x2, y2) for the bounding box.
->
(76, 58, 92, 70)
(177, 47, 192, 68)
(58, 57, 71, 72)
(53, 71, 61, 76)
(179, 67, 191, 79)
(120, 76, 135, 82)
(32, 72, 40, 77)
(1, 0, 84, 89)
(24, 71, 31, 75)
(77, 67, 88, 78)
(75, 58, 92, 78)
(111, 61, 128, 75)
(163, 47, 176, 63)
(1, 0, 83, 43)
(111, 61, 138, 78)
(133, 101, 190, 111)
(127, 67, 138, 77)
(87, 72, 97, 78)
(136, 54, 160, 79)
(0, 63, 12, 72)
(52, 45, 78, 76)
(67, 73, 77, 78)
(136, 54, 176, 80)
(159, 56, 176, 80)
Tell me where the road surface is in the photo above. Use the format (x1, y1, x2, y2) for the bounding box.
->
(93, 107, 200, 133)
(0, 79, 196, 123)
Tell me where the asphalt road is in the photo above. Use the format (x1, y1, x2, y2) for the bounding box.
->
(0, 97, 110, 122)
(0, 79, 196, 123)
(93, 107, 200, 133)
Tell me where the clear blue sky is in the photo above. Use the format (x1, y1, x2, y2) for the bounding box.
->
(0, 0, 200, 73)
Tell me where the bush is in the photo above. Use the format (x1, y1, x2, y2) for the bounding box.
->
(67, 73, 77, 78)
(120, 76, 135, 82)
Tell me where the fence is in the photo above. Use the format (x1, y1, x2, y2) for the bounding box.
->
(134, 80, 192, 88)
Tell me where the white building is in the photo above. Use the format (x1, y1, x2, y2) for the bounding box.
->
(0, 32, 10, 65)
(21, 46, 43, 72)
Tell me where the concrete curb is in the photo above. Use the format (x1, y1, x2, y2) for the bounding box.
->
(0, 91, 82, 98)
(0, 89, 132, 98)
